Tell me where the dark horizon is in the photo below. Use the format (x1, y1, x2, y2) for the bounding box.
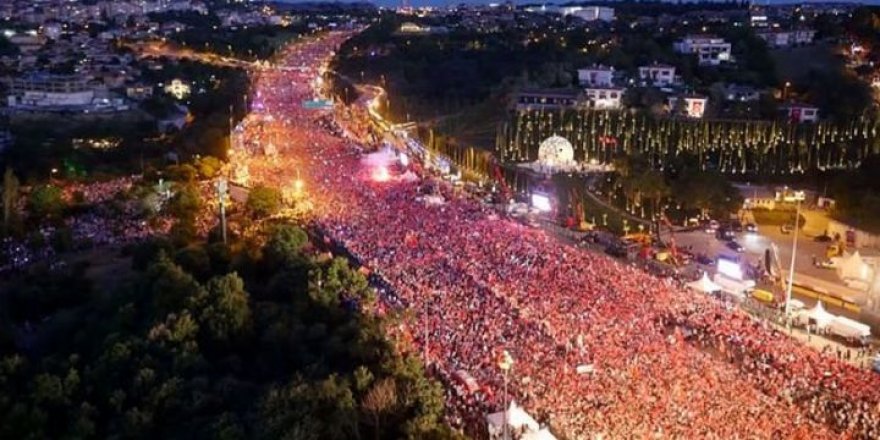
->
(273, 0, 880, 8)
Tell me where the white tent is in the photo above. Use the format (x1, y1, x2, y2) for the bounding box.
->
(828, 316, 871, 339)
(837, 251, 873, 284)
(798, 301, 837, 329)
(713, 273, 755, 297)
(487, 401, 540, 440)
(687, 272, 722, 294)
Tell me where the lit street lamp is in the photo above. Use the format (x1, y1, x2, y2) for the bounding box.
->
(784, 199, 801, 325)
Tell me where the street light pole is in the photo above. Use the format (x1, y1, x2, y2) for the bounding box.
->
(784, 199, 801, 321)
(216, 179, 228, 245)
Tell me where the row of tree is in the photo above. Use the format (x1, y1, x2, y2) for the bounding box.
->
(0, 214, 461, 439)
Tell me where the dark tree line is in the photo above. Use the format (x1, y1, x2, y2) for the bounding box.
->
(0, 220, 462, 439)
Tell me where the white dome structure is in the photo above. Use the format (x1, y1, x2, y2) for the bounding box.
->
(537, 135, 575, 168)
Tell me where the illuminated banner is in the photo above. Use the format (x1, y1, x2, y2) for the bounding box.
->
(301, 99, 333, 110)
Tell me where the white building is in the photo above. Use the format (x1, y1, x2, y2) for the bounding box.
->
(674, 35, 732, 66)
(756, 29, 816, 48)
(638, 63, 676, 86)
(577, 65, 614, 87)
(780, 103, 819, 123)
(566, 6, 615, 22)
(5, 73, 128, 112)
(583, 87, 624, 110)
(668, 95, 708, 118)
(7, 74, 94, 107)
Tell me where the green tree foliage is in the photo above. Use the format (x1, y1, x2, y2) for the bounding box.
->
(246, 184, 282, 218)
(195, 273, 252, 343)
(2, 167, 20, 233)
(264, 224, 309, 268)
(168, 183, 202, 221)
(28, 184, 66, 220)
(0, 222, 456, 438)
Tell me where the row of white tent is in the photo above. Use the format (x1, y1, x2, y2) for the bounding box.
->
(687, 273, 871, 339)
(794, 301, 872, 339)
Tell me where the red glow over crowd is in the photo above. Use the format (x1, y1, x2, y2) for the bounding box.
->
(234, 31, 880, 439)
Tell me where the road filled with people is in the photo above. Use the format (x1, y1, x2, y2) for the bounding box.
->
(236, 31, 880, 438)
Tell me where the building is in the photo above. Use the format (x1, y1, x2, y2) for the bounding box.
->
(582, 87, 624, 110)
(5, 73, 127, 112)
(397, 22, 448, 35)
(723, 84, 763, 102)
(126, 84, 154, 100)
(638, 63, 676, 86)
(567, 6, 615, 22)
(667, 95, 708, 118)
(674, 35, 732, 66)
(7, 74, 95, 108)
(163, 79, 191, 99)
(756, 29, 816, 48)
(577, 65, 614, 87)
(780, 103, 819, 123)
(514, 89, 579, 110)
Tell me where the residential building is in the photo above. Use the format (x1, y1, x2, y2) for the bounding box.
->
(582, 87, 624, 110)
(5, 73, 128, 112)
(126, 84, 154, 100)
(577, 65, 614, 87)
(568, 6, 615, 22)
(723, 84, 763, 102)
(756, 29, 816, 48)
(674, 35, 732, 66)
(668, 95, 708, 118)
(514, 89, 579, 110)
(638, 63, 676, 86)
(780, 103, 819, 123)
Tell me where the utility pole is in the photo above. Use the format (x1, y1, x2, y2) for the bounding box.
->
(784, 199, 801, 322)
(216, 178, 228, 244)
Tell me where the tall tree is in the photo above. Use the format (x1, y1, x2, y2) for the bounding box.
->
(2, 167, 20, 231)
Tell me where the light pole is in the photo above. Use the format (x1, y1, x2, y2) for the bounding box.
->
(784, 199, 801, 322)
(498, 350, 514, 440)
(216, 179, 228, 245)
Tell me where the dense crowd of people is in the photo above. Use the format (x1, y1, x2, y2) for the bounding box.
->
(1, 177, 187, 272)
(234, 32, 880, 439)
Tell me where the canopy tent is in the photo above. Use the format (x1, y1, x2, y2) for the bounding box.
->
(829, 316, 871, 339)
(713, 274, 755, 297)
(487, 401, 540, 439)
(797, 301, 837, 329)
(837, 251, 874, 284)
(688, 272, 722, 294)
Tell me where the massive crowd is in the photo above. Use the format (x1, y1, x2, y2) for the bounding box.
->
(230, 32, 880, 438)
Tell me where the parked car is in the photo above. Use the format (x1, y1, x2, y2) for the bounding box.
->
(726, 240, 744, 253)
(730, 220, 743, 232)
(745, 223, 758, 233)
(780, 224, 794, 234)
(715, 228, 735, 240)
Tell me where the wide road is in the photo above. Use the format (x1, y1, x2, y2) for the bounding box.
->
(230, 31, 880, 439)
